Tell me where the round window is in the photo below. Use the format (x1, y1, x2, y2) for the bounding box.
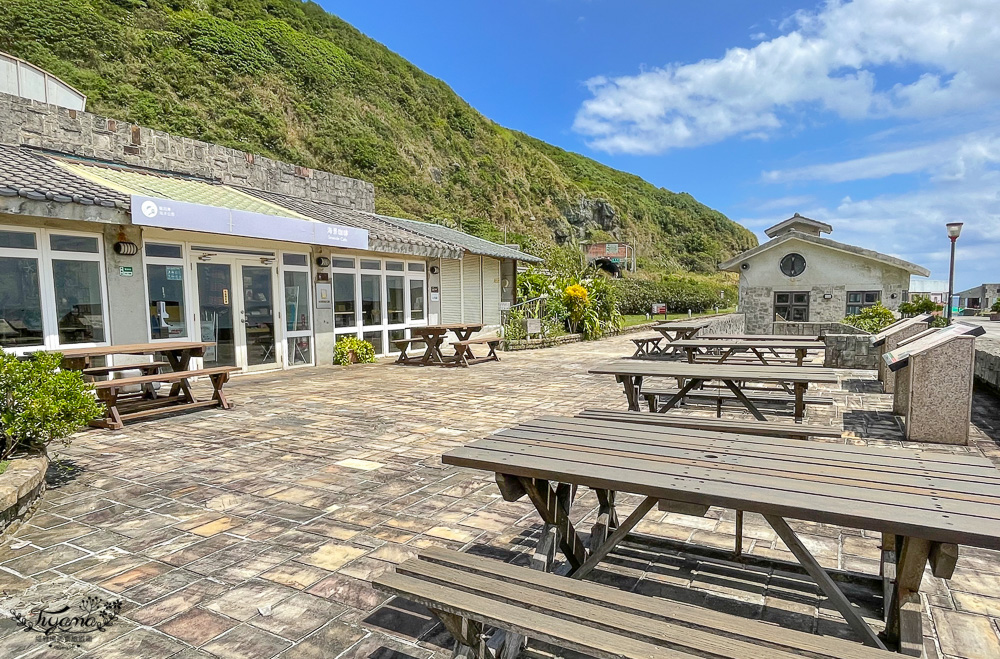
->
(779, 253, 806, 277)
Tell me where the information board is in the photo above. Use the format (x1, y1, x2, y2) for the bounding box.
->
(870, 313, 934, 347)
(882, 321, 985, 371)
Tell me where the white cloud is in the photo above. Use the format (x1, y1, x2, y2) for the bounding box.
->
(574, 0, 1000, 153)
(762, 131, 1000, 183)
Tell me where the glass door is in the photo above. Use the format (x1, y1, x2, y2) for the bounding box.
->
(197, 262, 237, 367)
(238, 263, 279, 370)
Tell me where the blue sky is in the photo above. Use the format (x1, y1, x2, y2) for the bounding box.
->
(327, 0, 1000, 291)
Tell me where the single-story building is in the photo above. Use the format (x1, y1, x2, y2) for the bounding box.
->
(719, 214, 930, 334)
(956, 284, 1000, 312)
(907, 278, 948, 305)
(0, 89, 540, 371)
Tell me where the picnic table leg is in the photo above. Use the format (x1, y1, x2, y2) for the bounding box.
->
(211, 373, 232, 409)
(591, 489, 618, 547)
(429, 608, 487, 659)
(765, 515, 888, 650)
(793, 382, 807, 422)
(796, 348, 806, 366)
(95, 389, 124, 430)
(571, 496, 657, 581)
(750, 347, 771, 366)
(714, 347, 736, 364)
(616, 374, 643, 411)
(657, 377, 705, 413)
(886, 536, 932, 656)
(719, 379, 767, 421)
(518, 477, 587, 571)
(734, 510, 744, 557)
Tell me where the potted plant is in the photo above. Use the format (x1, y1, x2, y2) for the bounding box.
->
(990, 300, 1000, 321)
(333, 337, 377, 365)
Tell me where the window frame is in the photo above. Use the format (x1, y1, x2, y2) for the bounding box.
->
(774, 290, 810, 323)
(846, 290, 881, 316)
(279, 250, 314, 367)
(0, 225, 111, 353)
(143, 240, 191, 342)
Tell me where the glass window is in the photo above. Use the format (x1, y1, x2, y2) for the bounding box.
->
(50, 234, 99, 253)
(53, 259, 105, 343)
(407, 262, 426, 272)
(147, 264, 187, 339)
(363, 330, 383, 354)
(287, 337, 312, 366)
(361, 274, 382, 326)
(409, 279, 425, 321)
(331, 257, 354, 269)
(283, 253, 309, 267)
(385, 261, 404, 272)
(333, 272, 356, 328)
(284, 270, 311, 332)
(387, 275, 405, 324)
(360, 259, 381, 271)
(0, 256, 43, 347)
(774, 291, 808, 323)
(847, 291, 880, 316)
(0, 230, 36, 250)
(145, 243, 183, 259)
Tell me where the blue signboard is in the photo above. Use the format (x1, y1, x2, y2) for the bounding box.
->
(130, 195, 369, 250)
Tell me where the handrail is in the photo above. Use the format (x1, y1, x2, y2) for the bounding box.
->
(509, 294, 548, 310)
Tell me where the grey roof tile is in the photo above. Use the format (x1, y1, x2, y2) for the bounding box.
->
(370, 214, 543, 263)
(0, 144, 129, 208)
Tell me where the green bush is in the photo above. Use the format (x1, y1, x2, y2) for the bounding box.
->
(333, 337, 376, 365)
(610, 276, 736, 315)
(0, 352, 104, 460)
(899, 296, 943, 316)
(992, 300, 1000, 313)
(843, 302, 897, 334)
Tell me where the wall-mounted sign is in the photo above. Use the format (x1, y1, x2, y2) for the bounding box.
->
(430, 292, 440, 302)
(119, 266, 133, 277)
(430, 286, 439, 293)
(499, 301, 511, 311)
(165, 266, 183, 281)
(315, 282, 332, 309)
(131, 195, 369, 251)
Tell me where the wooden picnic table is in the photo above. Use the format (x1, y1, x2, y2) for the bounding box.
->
(443, 415, 1000, 653)
(667, 338, 825, 366)
(408, 324, 484, 365)
(694, 333, 824, 342)
(590, 359, 839, 421)
(47, 341, 234, 429)
(651, 319, 712, 354)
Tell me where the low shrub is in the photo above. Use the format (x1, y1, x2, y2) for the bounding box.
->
(610, 276, 736, 315)
(843, 302, 897, 333)
(899, 296, 943, 316)
(333, 337, 377, 365)
(0, 352, 104, 460)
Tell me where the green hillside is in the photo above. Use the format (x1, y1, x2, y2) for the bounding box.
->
(0, 0, 757, 272)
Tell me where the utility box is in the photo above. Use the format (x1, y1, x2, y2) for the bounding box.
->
(870, 313, 933, 394)
(884, 322, 985, 445)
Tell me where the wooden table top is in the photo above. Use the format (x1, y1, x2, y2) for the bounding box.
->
(443, 415, 1000, 549)
(652, 320, 712, 331)
(687, 334, 824, 342)
(667, 339, 825, 350)
(589, 359, 840, 383)
(55, 341, 215, 358)
(414, 324, 484, 333)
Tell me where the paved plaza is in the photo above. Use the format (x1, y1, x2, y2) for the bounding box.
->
(1, 334, 1000, 659)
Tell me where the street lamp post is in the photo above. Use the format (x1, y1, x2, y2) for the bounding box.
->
(946, 222, 964, 322)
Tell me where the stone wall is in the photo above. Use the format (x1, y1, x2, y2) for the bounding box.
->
(697, 312, 746, 336)
(0, 455, 48, 536)
(974, 338, 1000, 393)
(823, 334, 877, 369)
(772, 321, 868, 336)
(0, 93, 375, 211)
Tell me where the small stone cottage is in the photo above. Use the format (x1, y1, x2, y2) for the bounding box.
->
(719, 214, 930, 334)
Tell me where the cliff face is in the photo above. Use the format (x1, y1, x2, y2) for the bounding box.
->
(0, 0, 757, 271)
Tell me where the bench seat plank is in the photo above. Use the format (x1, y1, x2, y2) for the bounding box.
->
(642, 387, 835, 405)
(410, 548, 893, 659)
(83, 361, 168, 376)
(577, 408, 843, 439)
(91, 366, 239, 388)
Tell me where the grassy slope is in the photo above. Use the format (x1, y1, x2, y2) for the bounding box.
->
(0, 0, 757, 272)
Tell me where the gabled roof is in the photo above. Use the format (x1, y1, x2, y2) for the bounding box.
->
(719, 230, 930, 276)
(0, 144, 128, 208)
(764, 213, 832, 238)
(373, 214, 543, 263)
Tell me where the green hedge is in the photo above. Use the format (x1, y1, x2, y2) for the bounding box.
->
(610, 276, 737, 315)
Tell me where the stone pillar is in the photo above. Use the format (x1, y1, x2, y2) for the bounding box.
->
(903, 335, 975, 445)
(876, 322, 929, 393)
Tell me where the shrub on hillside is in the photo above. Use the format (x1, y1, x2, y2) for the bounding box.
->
(611, 276, 736, 315)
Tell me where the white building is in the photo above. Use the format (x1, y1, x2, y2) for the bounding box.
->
(719, 214, 930, 333)
(0, 92, 540, 371)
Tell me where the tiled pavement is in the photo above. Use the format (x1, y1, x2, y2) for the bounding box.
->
(1, 335, 1000, 658)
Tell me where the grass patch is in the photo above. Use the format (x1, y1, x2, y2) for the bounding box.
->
(0, 461, 9, 476)
(622, 308, 736, 328)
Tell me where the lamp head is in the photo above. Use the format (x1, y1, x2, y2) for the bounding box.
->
(946, 222, 964, 239)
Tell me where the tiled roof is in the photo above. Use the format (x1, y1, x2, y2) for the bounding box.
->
(238, 189, 465, 259)
(0, 144, 128, 208)
(371, 214, 543, 263)
(58, 160, 309, 220)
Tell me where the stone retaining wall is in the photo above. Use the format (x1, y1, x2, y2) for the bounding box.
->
(772, 321, 868, 336)
(697, 312, 746, 336)
(0, 454, 48, 536)
(0, 93, 375, 211)
(974, 338, 1000, 393)
(824, 334, 877, 369)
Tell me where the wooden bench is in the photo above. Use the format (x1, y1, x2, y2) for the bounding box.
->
(373, 547, 894, 659)
(392, 339, 426, 365)
(641, 386, 834, 414)
(82, 361, 169, 378)
(91, 366, 238, 429)
(577, 408, 845, 439)
(450, 337, 501, 367)
(630, 336, 663, 357)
